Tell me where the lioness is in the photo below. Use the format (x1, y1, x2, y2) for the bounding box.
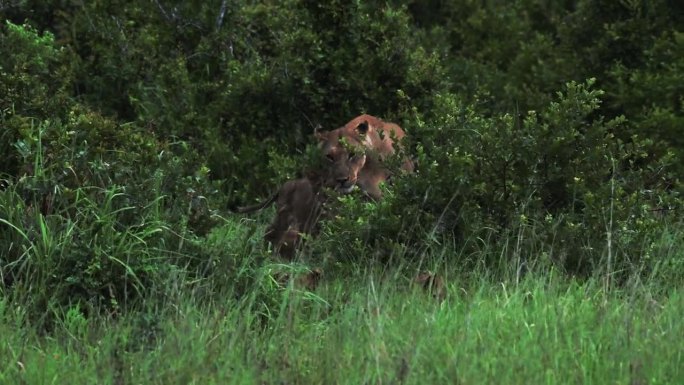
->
(316, 114, 412, 199)
(235, 114, 407, 256)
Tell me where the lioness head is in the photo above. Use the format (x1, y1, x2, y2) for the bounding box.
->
(315, 115, 409, 199)
(315, 122, 369, 194)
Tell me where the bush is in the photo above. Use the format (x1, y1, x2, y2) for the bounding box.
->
(323, 79, 678, 275)
(0, 22, 220, 325)
(1, 1, 683, 319)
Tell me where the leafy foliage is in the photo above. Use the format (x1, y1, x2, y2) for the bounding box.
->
(1, 0, 683, 323)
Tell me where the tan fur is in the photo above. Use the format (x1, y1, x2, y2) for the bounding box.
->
(237, 177, 326, 259)
(316, 114, 413, 199)
(274, 267, 323, 291)
(415, 271, 446, 301)
(235, 114, 410, 256)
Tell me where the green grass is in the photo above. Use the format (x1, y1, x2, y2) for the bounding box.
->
(1, 266, 681, 385)
(2, 177, 682, 384)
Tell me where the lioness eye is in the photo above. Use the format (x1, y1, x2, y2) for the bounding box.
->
(326, 154, 335, 162)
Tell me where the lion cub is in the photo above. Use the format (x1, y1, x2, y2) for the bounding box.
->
(414, 271, 446, 301)
(236, 176, 326, 259)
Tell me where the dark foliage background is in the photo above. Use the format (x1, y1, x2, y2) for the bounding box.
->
(1, 0, 682, 320)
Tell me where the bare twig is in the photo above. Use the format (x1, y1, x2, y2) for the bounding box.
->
(216, 0, 228, 31)
(604, 156, 616, 294)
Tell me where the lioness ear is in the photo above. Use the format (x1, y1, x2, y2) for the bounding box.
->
(356, 121, 370, 136)
(314, 126, 327, 141)
(352, 154, 367, 168)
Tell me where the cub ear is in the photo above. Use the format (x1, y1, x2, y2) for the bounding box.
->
(355, 121, 370, 136)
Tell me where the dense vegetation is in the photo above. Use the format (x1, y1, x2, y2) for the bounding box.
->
(1, 1, 682, 383)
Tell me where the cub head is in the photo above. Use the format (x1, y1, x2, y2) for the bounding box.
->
(315, 121, 369, 194)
